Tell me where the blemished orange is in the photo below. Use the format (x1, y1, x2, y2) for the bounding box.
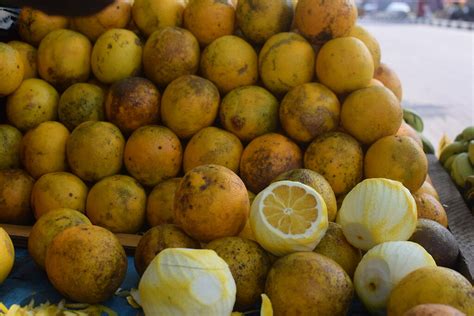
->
(174, 164, 249, 242)
(304, 132, 364, 196)
(240, 133, 303, 193)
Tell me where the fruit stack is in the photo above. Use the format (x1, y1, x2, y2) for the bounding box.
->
(0, 0, 473, 315)
(439, 126, 474, 212)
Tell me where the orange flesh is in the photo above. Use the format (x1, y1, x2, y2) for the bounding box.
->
(262, 185, 318, 234)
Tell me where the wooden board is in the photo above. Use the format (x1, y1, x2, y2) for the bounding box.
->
(2, 154, 473, 281)
(427, 154, 474, 283)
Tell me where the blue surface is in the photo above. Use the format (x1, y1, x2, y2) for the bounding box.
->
(0, 248, 140, 315)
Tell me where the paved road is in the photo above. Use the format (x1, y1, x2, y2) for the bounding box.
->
(360, 21, 474, 147)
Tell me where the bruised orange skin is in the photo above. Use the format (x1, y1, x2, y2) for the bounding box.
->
(219, 86, 279, 142)
(280, 82, 340, 143)
(105, 77, 160, 135)
(240, 133, 303, 193)
(174, 164, 250, 242)
(295, 0, 358, 44)
(143, 27, 200, 87)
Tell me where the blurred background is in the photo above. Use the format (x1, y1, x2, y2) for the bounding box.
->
(357, 0, 473, 145)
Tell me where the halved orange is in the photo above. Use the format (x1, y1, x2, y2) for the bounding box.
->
(250, 180, 328, 256)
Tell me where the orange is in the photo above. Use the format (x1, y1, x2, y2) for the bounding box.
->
(105, 77, 160, 134)
(240, 133, 303, 193)
(143, 27, 200, 87)
(341, 86, 402, 145)
(200, 35, 258, 94)
(183, 127, 243, 174)
(295, 0, 357, 44)
(86, 175, 146, 233)
(364, 135, 428, 192)
(219, 86, 279, 142)
(374, 63, 403, 102)
(0, 169, 34, 224)
(304, 132, 363, 196)
(174, 164, 249, 242)
(184, 0, 235, 46)
(280, 82, 340, 143)
(18, 7, 69, 46)
(124, 125, 182, 187)
(161, 75, 220, 139)
(147, 178, 182, 227)
(0, 43, 24, 96)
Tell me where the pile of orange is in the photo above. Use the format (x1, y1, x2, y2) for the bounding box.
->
(0, 0, 453, 314)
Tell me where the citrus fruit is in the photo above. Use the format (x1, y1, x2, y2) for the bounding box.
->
(349, 25, 381, 71)
(31, 172, 88, 219)
(134, 224, 200, 276)
(364, 135, 428, 192)
(174, 164, 249, 242)
(413, 193, 448, 227)
(240, 133, 303, 193)
(374, 63, 403, 101)
(132, 0, 185, 37)
(250, 180, 328, 256)
(8, 40, 37, 79)
(147, 178, 182, 227)
(0, 227, 14, 284)
(0, 169, 34, 224)
(337, 178, 418, 251)
(28, 208, 91, 269)
(341, 86, 403, 144)
(0, 125, 22, 170)
(17, 7, 69, 46)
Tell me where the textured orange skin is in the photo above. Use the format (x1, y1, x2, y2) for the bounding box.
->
(161, 75, 220, 139)
(45, 225, 127, 304)
(31, 172, 88, 219)
(183, 127, 243, 174)
(240, 133, 303, 193)
(105, 77, 160, 135)
(143, 27, 200, 87)
(397, 121, 423, 148)
(184, 0, 236, 46)
(404, 304, 466, 316)
(266, 252, 354, 315)
(174, 164, 250, 242)
(304, 132, 363, 196)
(295, 0, 357, 44)
(124, 125, 182, 187)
